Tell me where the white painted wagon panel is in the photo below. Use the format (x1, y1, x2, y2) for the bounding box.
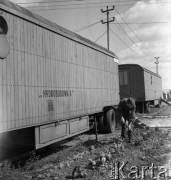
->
(6, 55, 10, 129)
(37, 56, 41, 125)
(39, 121, 68, 144)
(0, 8, 119, 132)
(0, 59, 3, 131)
(42, 56, 46, 123)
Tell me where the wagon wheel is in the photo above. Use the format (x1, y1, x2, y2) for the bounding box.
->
(105, 108, 116, 133)
(97, 114, 105, 133)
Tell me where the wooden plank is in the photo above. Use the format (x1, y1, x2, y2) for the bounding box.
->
(34, 25, 39, 124)
(5, 14, 11, 129)
(13, 50, 19, 127)
(61, 36, 64, 62)
(52, 32, 55, 60)
(28, 53, 32, 126)
(42, 56, 46, 123)
(18, 57, 23, 127)
(20, 19, 26, 127)
(32, 54, 36, 124)
(50, 31, 53, 59)
(48, 30, 51, 59)
(21, 52, 26, 126)
(37, 57, 41, 124)
(20, 18, 24, 52)
(2, 82, 7, 130)
(38, 54, 42, 123)
(30, 22, 34, 54)
(38, 26, 42, 57)
(37, 28, 41, 123)
(25, 52, 29, 126)
(30, 50, 34, 124)
(35, 54, 38, 124)
(6, 52, 11, 129)
(40, 57, 45, 122)
(36, 26, 40, 56)
(0, 57, 3, 131)
(17, 16, 21, 51)
(27, 21, 31, 54)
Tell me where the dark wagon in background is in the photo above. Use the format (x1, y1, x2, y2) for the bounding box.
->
(119, 64, 162, 113)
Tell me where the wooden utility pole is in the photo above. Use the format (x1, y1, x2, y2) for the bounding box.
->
(101, 5, 115, 50)
(154, 57, 159, 74)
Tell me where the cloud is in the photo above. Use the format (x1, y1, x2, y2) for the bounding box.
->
(10, 0, 31, 3)
(117, 0, 171, 89)
(130, 25, 171, 42)
(125, 0, 171, 22)
(10, 0, 44, 8)
(122, 0, 171, 42)
(118, 0, 171, 47)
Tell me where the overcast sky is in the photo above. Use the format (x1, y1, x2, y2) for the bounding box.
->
(11, 0, 171, 90)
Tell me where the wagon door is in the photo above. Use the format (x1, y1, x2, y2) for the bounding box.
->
(119, 69, 131, 99)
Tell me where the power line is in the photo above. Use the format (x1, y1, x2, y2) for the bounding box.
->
(113, 22, 154, 63)
(14, 0, 149, 5)
(19, 1, 119, 8)
(16, 0, 85, 4)
(14, 0, 135, 5)
(115, 8, 155, 58)
(113, 20, 140, 49)
(113, 19, 153, 60)
(160, 55, 171, 58)
(17, 0, 171, 5)
(22, 1, 171, 11)
(113, 22, 171, 24)
(109, 27, 150, 62)
(72, 20, 100, 32)
(94, 30, 107, 43)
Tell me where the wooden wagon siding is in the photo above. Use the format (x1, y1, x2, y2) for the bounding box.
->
(144, 70, 162, 101)
(0, 1, 119, 133)
(119, 64, 162, 102)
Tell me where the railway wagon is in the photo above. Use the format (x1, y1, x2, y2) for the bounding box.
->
(119, 64, 162, 113)
(0, 0, 119, 158)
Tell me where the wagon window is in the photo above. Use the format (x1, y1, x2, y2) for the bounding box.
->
(119, 70, 128, 85)
(0, 16, 8, 35)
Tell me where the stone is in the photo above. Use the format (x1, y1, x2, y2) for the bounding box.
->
(37, 174, 45, 179)
(46, 173, 51, 178)
(53, 177, 58, 180)
(90, 145, 95, 151)
(59, 162, 65, 169)
(106, 152, 112, 161)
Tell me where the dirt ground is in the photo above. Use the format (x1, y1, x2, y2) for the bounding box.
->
(1, 104, 171, 180)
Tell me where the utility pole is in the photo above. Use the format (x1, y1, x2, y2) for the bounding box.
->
(154, 57, 159, 74)
(101, 5, 115, 50)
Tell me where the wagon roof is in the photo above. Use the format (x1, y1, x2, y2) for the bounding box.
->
(0, 0, 119, 59)
(119, 64, 161, 78)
